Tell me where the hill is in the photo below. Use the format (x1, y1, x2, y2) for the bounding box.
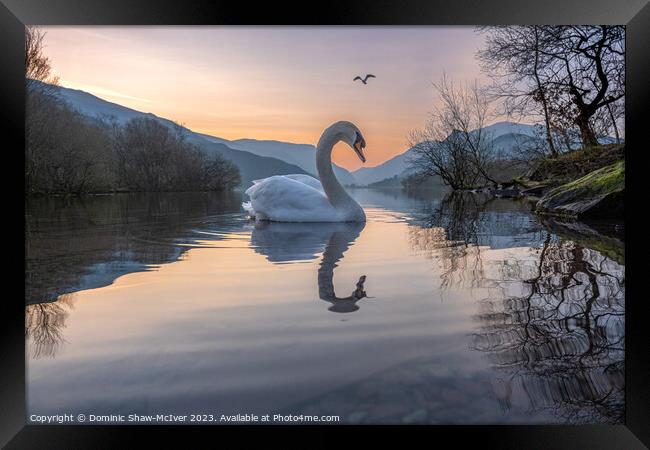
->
(38, 81, 310, 187)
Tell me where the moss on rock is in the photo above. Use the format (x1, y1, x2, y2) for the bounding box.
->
(535, 160, 624, 219)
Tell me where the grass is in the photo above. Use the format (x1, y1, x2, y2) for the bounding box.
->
(527, 144, 624, 186)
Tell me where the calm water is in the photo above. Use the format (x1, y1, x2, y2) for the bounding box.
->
(25, 189, 625, 424)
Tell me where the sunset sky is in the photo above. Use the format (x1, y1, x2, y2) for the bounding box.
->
(41, 26, 490, 170)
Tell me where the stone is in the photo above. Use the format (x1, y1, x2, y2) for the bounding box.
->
(535, 161, 624, 219)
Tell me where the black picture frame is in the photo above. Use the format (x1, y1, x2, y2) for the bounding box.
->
(3, 0, 648, 447)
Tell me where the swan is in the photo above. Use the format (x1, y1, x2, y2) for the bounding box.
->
(242, 121, 367, 222)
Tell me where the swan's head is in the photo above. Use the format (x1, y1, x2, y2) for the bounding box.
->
(329, 121, 367, 163)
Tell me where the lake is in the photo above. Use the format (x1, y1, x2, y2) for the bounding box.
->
(25, 188, 625, 424)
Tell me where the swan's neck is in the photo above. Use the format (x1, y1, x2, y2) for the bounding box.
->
(316, 131, 358, 213)
(317, 225, 365, 302)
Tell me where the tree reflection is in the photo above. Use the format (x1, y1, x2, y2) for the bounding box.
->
(25, 191, 243, 305)
(409, 191, 625, 423)
(409, 192, 494, 290)
(25, 294, 75, 359)
(471, 238, 624, 423)
(25, 192, 243, 359)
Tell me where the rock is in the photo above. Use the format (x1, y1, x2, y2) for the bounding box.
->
(520, 185, 548, 197)
(493, 188, 520, 198)
(535, 161, 624, 219)
(499, 181, 518, 189)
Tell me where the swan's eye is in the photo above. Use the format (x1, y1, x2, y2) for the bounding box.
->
(355, 132, 365, 148)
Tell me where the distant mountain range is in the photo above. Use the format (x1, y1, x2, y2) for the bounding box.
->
(196, 134, 356, 185)
(351, 122, 543, 186)
(41, 81, 617, 189)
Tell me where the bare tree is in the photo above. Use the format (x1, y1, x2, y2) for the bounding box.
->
(478, 26, 625, 149)
(407, 75, 496, 190)
(478, 26, 559, 157)
(591, 100, 623, 144)
(26, 91, 116, 194)
(549, 26, 624, 146)
(25, 26, 58, 89)
(111, 118, 240, 192)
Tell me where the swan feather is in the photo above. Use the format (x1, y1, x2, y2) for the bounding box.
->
(244, 175, 341, 222)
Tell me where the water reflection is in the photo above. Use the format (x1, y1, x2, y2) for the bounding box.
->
(25, 295, 75, 359)
(408, 192, 625, 423)
(25, 189, 625, 424)
(409, 192, 545, 291)
(25, 192, 244, 359)
(25, 191, 243, 306)
(471, 237, 625, 424)
(251, 221, 368, 312)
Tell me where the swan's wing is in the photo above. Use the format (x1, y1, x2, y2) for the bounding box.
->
(245, 175, 337, 222)
(282, 174, 323, 192)
(251, 174, 323, 192)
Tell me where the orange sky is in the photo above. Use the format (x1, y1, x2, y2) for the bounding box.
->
(41, 26, 487, 170)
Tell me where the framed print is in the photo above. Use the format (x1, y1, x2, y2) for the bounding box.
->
(2, 0, 649, 447)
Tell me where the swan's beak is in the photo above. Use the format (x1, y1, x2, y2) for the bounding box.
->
(354, 140, 366, 163)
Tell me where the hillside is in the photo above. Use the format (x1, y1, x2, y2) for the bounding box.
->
(353, 151, 414, 186)
(40, 81, 311, 187)
(183, 136, 309, 187)
(199, 135, 356, 186)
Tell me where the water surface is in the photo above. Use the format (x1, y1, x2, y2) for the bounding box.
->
(25, 189, 625, 424)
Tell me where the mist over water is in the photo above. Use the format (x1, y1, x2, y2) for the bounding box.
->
(25, 188, 624, 424)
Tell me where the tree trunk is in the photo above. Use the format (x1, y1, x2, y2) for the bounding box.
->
(575, 113, 599, 147)
(533, 26, 558, 158)
(606, 103, 621, 144)
(540, 97, 557, 157)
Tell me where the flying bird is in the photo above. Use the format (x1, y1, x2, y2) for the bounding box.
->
(353, 74, 376, 85)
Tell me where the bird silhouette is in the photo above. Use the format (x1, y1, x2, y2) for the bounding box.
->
(353, 74, 376, 85)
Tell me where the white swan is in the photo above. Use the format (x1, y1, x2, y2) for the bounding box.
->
(242, 121, 367, 222)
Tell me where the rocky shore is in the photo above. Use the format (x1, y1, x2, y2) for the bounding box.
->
(471, 144, 625, 221)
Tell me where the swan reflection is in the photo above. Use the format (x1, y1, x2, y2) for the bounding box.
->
(251, 221, 368, 312)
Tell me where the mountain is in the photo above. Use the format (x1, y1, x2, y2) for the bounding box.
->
(480, 121, 538, 138)
(352, 151, 414, 186)
(351, 122, 544, 186)
(491, 133, 540, 159)
(198, 134, 357, 186)
(183, 136, 309, 187)
(40, 81, 309, 187)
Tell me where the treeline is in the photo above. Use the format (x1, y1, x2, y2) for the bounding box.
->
(24, 26, 240, 196)
(26, 89, 240, 195)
